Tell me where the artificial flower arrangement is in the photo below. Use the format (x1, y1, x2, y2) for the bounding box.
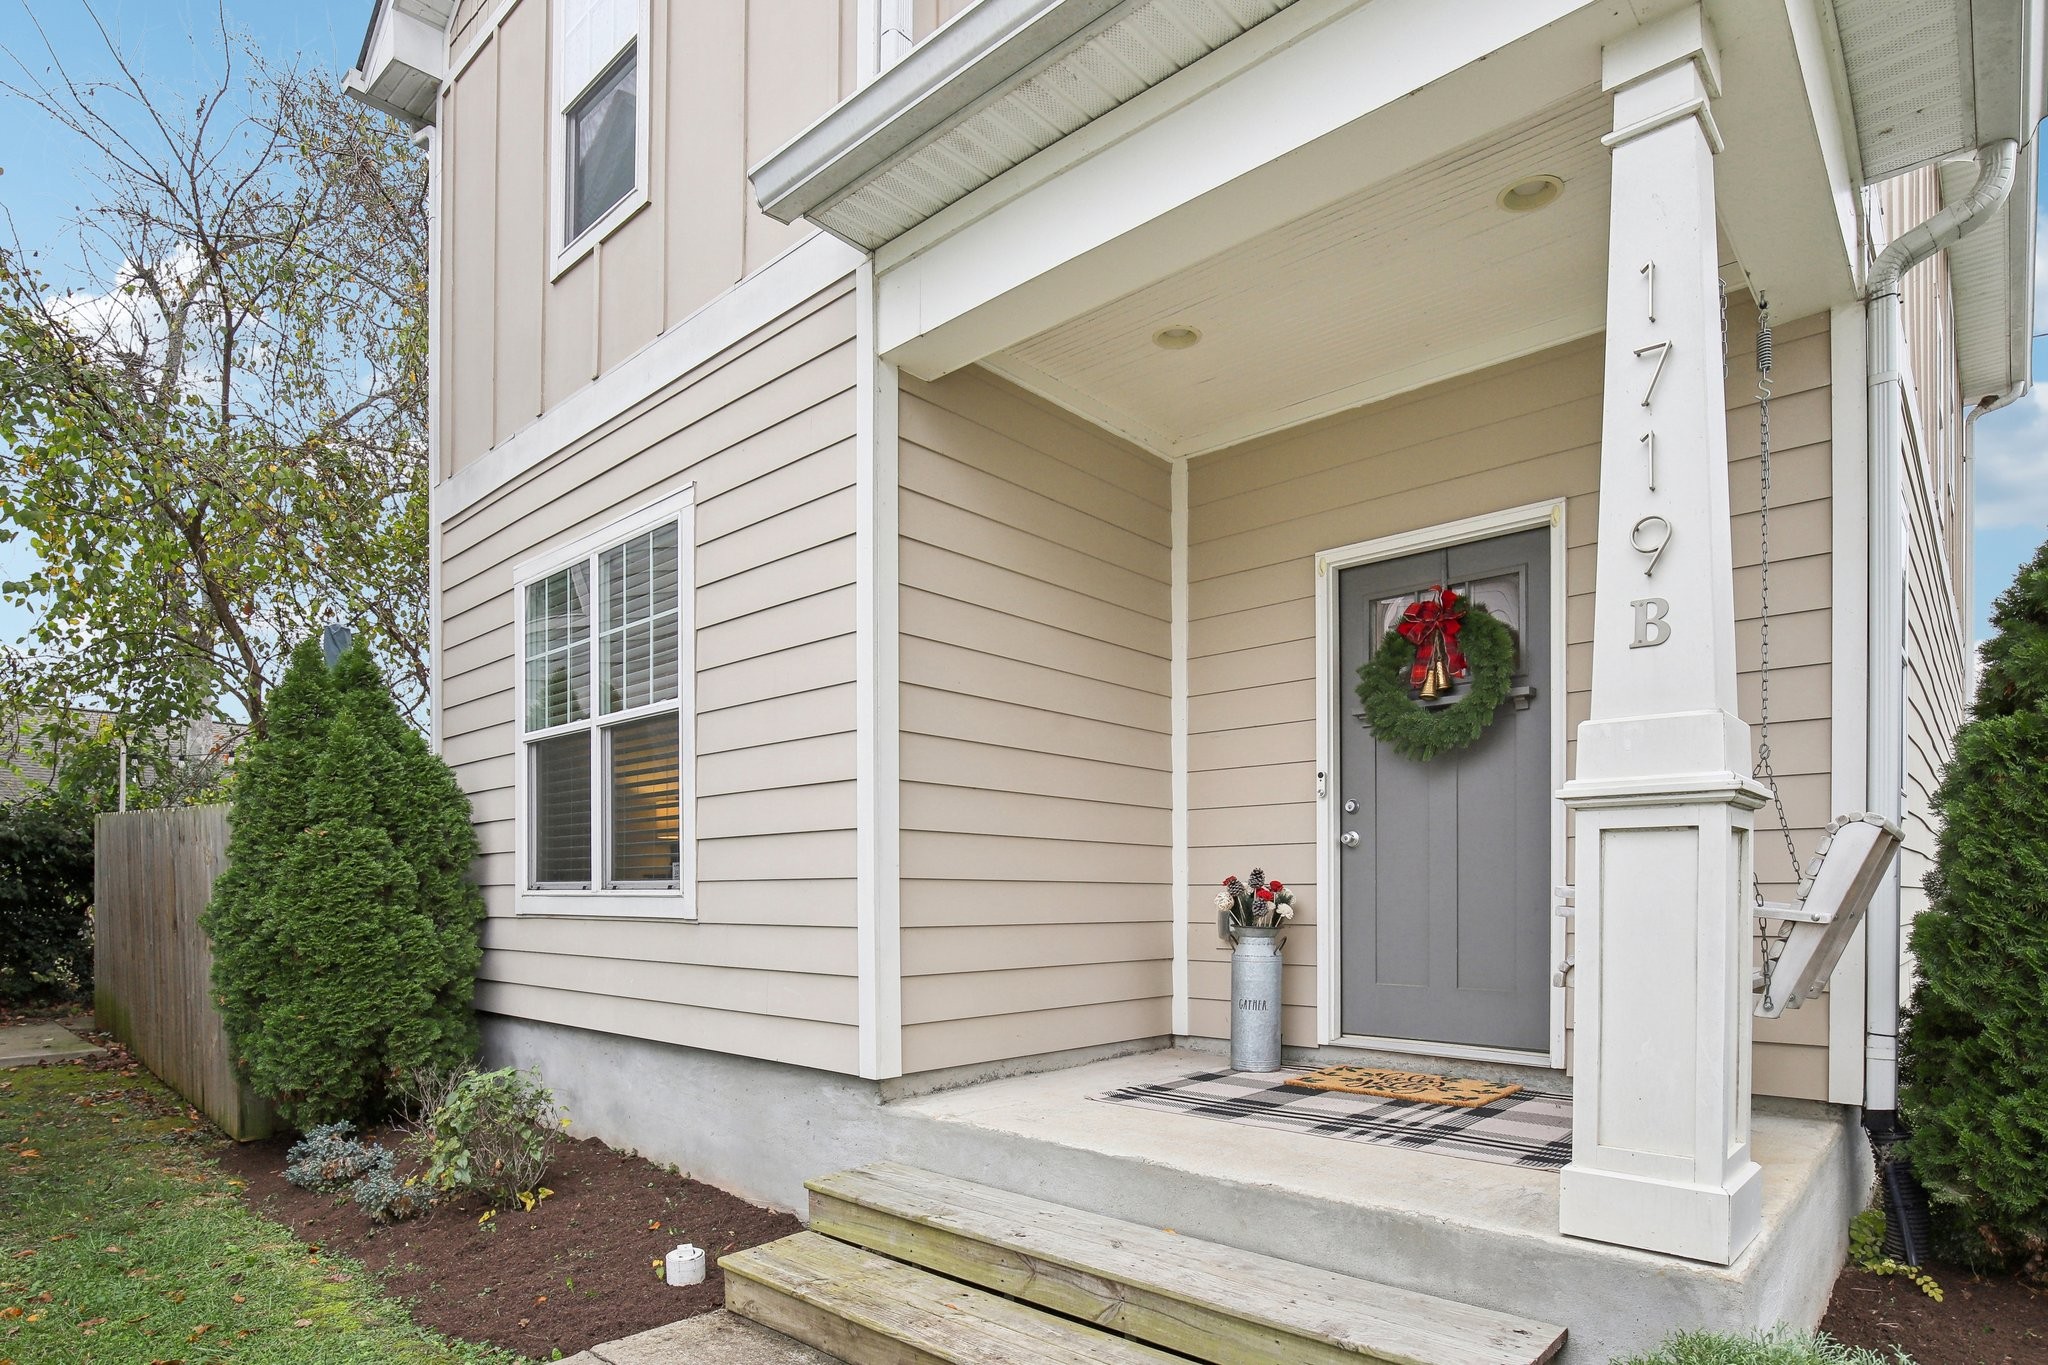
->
(1215, 867, 1296, 934)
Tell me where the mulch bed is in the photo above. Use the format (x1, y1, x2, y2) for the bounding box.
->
(218, 1124, 802, 1361)
(1822, 1262, 2048, 1364)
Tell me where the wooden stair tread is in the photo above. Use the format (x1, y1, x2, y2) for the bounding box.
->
(721, 1230, 1184, 1365)
(807, 1162, 1566, 1365)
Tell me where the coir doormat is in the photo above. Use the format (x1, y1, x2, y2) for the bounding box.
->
(1284, 1064, 1520, 1108)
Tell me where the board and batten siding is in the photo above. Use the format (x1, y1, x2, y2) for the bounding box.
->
(439, 277, 862, 1075)
(895, 369, 1175, 1075)
(440, 0, 859, 476)
(1182, 304, 1841, 1101)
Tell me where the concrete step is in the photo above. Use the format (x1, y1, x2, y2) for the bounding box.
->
(721, 1230, 1183, 1364)
(802, 1162, 1567, 1365)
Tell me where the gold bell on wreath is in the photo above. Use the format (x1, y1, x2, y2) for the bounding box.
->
(1419, 654, 1451, 699)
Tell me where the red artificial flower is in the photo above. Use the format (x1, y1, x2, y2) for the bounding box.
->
(1268, 880, 1285, 893)
(1255, 887, 1275, 902)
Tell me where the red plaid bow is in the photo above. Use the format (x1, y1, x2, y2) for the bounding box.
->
(1395, 586, 1468, 691)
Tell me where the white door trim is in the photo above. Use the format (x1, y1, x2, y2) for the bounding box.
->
(1312, 497, 1569, 1069)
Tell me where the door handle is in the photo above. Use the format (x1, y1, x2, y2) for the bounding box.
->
(1340, 831, 1361, 848)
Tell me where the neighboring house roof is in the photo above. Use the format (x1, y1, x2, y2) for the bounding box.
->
(0, 710, 113, 804)
(0, 712, 243, 805)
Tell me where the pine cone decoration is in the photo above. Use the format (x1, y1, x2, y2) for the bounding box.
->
(1248, 867, 1267, 890)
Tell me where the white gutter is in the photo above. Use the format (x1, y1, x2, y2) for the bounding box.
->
(1863, 137, 2018, 1126)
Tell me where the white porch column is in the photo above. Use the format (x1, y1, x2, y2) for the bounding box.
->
(1558, 8, 1767, 1266)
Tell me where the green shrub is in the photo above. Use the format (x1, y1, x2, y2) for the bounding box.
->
(204, 638, 484, 1127)
(0, 796, 95, 1003)
(424, 1067, 563, 1207)
(1610, 1328, 1909, 1365)
(1899, 538, 2048, 1280)
(1845, 1208, 1942, 1300)
(283, 1121, 384, 1192)
(351, 1162, 432, 1223)
(283, 1120, 431, 1223)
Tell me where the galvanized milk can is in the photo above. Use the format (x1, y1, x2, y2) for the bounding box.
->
(1230, 926, 1284, 1071)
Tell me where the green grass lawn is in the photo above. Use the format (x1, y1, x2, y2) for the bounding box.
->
(1, 1055, 523, 1365)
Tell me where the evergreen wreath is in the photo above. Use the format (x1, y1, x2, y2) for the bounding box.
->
(1354, 606, 1517, 762)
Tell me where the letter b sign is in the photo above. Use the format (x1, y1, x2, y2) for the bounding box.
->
(1630, 597, 1671, 649)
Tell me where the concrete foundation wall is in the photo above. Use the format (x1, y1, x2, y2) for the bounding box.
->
(488, 1013, 1870, 1363)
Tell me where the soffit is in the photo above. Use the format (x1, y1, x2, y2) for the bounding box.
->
(754, 0, 1299, 250)
(992, 91, 1614, 457)
(1941, 153, 2036, 404)
(1831, 0, 1975, 180)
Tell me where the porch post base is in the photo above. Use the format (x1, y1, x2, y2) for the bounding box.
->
(1559, 1160, 1763, 1265)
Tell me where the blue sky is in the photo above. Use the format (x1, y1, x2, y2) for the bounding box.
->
(0, 1, 2043, 657)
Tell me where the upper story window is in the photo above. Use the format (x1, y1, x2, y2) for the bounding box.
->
(553, 0, 650, 271)
(516, 486, 696, 917)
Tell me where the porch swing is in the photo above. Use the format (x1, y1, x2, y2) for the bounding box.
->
(1554, 303, 1903, 1019)
(1744, 300, 1902, 1020)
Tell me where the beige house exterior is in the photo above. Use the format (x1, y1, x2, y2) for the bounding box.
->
(351, 0, 2036, 1354)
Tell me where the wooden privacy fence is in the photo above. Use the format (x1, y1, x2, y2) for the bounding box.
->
(94, 806, 275, 1140)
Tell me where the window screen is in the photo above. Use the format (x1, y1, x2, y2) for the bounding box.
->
(567, 46, 636, 241)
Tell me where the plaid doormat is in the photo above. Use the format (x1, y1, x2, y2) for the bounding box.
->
(1091, 1067, 1572, 1170)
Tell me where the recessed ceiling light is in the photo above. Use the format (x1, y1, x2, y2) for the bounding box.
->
(1496, 174, 1565, 213)
(1152, 325, 1202, 350)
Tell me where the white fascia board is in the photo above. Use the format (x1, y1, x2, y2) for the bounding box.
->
(751, 0, 1134, 227)
(873, 0, 1610, 380)
(344, 0, 448, 127)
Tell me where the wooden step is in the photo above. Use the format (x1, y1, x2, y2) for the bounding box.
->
(721, 1230, 1185, 1364)
(807, 1163, 1566, 1365)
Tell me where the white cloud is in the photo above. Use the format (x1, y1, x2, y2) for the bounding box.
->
(1972, 381, 2048, 529)
(2035, 214, 2048, 331)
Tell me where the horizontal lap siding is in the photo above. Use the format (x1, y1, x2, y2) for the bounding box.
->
(1186, 309, 1839, 1100)
(1884, 166, 1971, 1021)
(897, 369, 1173, 1074)
(1186, 336, 1602, 1053)
(440, 281, 862, 1076)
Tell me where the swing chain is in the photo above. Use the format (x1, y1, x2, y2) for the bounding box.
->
(1753, 298, 1799, 1008)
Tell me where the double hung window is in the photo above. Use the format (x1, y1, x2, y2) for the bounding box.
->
(518, 489, 693, 915)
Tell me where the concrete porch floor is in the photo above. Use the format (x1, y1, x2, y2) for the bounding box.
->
(878, 1048, 1870, 1364)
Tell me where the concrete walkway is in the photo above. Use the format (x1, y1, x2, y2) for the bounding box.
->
(0, 1021, 105, 1069)
(561, 1311, 835, 1364)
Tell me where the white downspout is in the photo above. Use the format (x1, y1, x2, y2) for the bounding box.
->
(1863, 138, 2018, 1129)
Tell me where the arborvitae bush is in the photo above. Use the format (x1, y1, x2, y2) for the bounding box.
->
(1899, 538, 2048, 1281)
(205, 639, 483, 1126)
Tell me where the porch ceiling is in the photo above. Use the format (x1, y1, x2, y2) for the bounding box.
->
(987, 93, 1613, 458)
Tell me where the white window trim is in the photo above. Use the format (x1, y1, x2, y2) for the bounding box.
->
(513, 484, 697, 919)
(550, 0, 654, 279)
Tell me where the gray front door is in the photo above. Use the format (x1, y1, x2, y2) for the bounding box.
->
(1337, 526, 1551, 1052)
